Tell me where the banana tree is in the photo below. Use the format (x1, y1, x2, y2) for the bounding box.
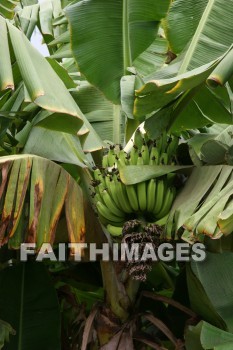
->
(1, 0, 233, 349)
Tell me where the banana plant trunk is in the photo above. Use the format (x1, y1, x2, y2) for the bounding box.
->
(79, 167, 141, 347)
(97, 261, 140, 346)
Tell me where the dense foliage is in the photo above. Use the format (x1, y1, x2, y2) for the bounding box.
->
(0, 0, 233, 349)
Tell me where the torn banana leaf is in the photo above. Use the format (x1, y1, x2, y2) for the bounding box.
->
(166, 165, 233, 242)
(0, 155, 87, 249)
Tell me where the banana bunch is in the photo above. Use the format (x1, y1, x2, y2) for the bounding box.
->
(91, 130, 179, 237)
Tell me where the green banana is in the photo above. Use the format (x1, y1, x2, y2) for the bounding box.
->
(98, 214, 124, 227)
(105, 175, 113, 192)
(149, 155, 156, 165)
(137, 180, 147, 212)
(102, 189, 125, 217)
(156, 136, 163, 155)
(160, 152, 168, 165)
(115, 179, 132, 213)
(167, 135, 179, 162)
(134, 128, 144, 149)
(147, 179, 156, 213)
(137, 153, 144, 166)
(107, 175, 122, 209)
(107, 146, 116, 167)
(153, 178, 165, 215)
(93, 168, 106, 187)
(136, 154, 147, 212)
(162, 131, 168, 152)
(96, 182, 106, 195)
(107, 224, 123, 236)
(149, 144, 160, 165)
(129, 146, 139, 165)
(156, 187, 175, 219)
(93, 193, 104, 204)
(154, 213, 169, 226)
(102, 154, 109, 168)
(96, 201, 125, 223)
(116, 157, 126, 169)
(116, 149, 127, 165)
(141, 142, 150, 165)
(126, 184, 139, 211)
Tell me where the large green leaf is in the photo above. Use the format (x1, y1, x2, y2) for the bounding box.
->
(187, 252, 233, 332)
(7, 21, 82, 118)
(134, 0, 233, 126)
(0, 262, 61, 350)
(186, 321, 233, 350)
(0, 16, 84, 133)
(133, 34, 169, 78)
(66, 0, 170, 103)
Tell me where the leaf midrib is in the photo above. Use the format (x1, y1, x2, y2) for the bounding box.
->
(122, 0, 132, 72)
(178, 0, 215, 74)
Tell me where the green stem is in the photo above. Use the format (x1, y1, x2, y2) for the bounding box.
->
(101, 261, 130, 321)
(113, 104, 122, 145)
(125, 278, 140, 304)
(122, 0, 132, 73)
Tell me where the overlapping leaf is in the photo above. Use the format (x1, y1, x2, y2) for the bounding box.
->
(134, 0, 233, 128)
(186, 321, 233, 350)
(0, 0, 19, 19)
(165, 166, 233, 242)
(187, 253, 233, 332)
(66, 0, 170, 103)
(0, 155, 86, 249)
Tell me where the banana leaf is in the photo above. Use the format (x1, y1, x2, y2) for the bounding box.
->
(0, 320, 15, 349)
(0, 0, 19, 19)
(187, 252, 233, 332)
(167, 0, 233, 75)
(0, 262, 61, 350)
(0, 155, 86, 249)
(71, 81, 124, 144)
(119, 164, 192, 185)
(17, 4, 39, 39)
(66, 0, 170, 104)
(134, 0, 233, 129)
(165, 0, 208, 55)
(185, 321, 233, 350)
(165, 165, 233, 240)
